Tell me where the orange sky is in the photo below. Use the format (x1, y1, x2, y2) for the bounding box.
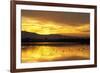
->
(21, 10, 90, 37)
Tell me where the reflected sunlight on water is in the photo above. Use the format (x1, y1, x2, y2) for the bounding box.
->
(21, 43, 90, 63)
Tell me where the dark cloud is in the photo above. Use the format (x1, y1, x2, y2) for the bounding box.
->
(21, 10, 90, 26)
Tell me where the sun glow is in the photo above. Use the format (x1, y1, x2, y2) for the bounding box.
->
(22, 17, 89, 37)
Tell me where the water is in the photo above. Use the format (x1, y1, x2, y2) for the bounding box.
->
(21, 42, 90, 63)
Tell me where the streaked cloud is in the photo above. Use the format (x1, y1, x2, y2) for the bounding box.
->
(21, 10, 90, 37)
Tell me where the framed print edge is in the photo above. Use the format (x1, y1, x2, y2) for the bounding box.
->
(10, 1, 16, 73)
(10, 1, 97, 73)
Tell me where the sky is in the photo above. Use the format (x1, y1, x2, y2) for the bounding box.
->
(21, 10, 90, 37)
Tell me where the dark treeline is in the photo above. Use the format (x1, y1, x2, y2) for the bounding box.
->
(21, 31, 90, 44)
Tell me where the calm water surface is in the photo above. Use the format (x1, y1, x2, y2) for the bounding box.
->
(21, 42, 90, 63)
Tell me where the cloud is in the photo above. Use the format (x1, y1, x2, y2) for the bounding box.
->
(22, 10, 90, 26)
(22, 16, 90, 37)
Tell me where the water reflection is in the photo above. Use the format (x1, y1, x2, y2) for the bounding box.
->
(21, 42, 90, 63)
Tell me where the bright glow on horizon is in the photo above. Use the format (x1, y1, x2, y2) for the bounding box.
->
(22, 17, 89, 37)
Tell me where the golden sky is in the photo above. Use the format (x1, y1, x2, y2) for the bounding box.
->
(21, 10, 90, 37)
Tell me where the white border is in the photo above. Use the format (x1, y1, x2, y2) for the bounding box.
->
(16, 5, 95, 69)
